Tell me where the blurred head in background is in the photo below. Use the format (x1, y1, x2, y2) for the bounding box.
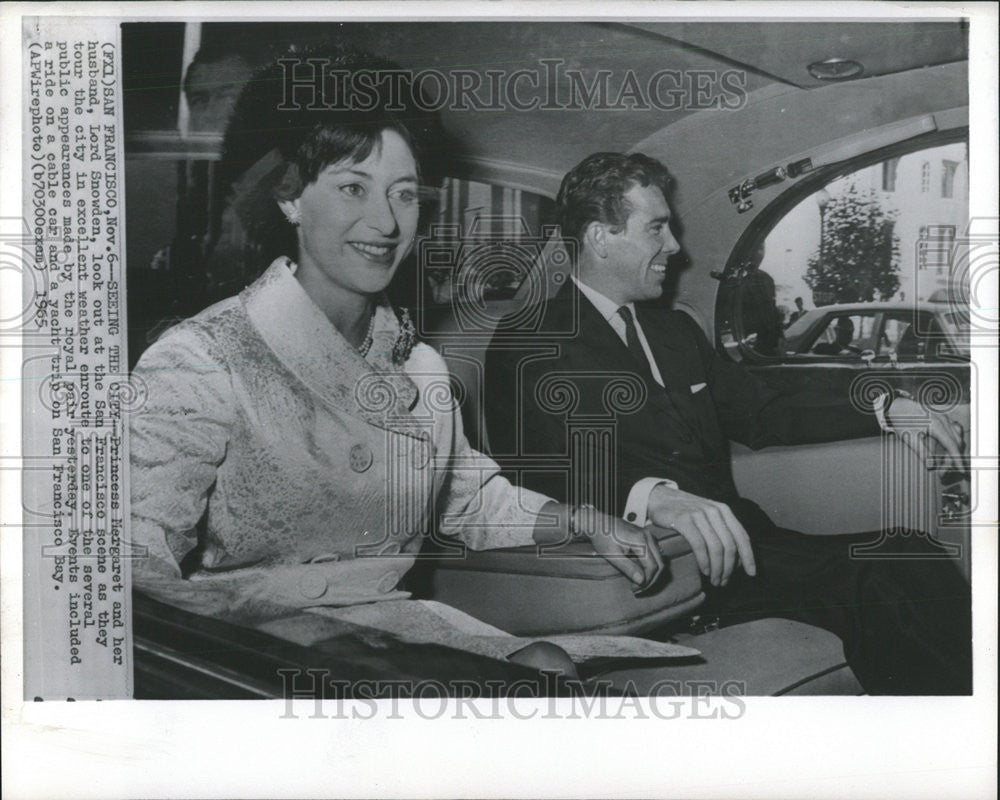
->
(183, 44, 254, 133)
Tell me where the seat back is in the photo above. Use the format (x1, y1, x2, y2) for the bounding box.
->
(420, 301, 516, 454)
(419, 231, 576, 454)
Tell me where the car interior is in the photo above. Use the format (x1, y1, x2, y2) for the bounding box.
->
(123, 20, 972, 697)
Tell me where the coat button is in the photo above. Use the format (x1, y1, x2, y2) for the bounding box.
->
(376, 570, 401, 594)
(349, 443, 373, 473)
(626, 512, 637, 522)
(299, 571, 328, 600)
(679, 431, 693, 443)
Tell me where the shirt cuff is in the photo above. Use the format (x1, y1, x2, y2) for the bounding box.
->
(623, 477, 678, 528)
(482, 485, 552, 550)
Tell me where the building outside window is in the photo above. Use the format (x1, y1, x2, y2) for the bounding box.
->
(882, 157, 900, 192)
(941, 160, 958, 198)
(918, 225, 956, 274)
(749, 139, 968, 338)
(920, 161, 931, 193)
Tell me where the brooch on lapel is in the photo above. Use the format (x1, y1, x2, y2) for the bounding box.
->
(391, 307, 417, 366)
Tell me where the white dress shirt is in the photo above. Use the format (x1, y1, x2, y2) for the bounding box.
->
(572, 277, 665, 387)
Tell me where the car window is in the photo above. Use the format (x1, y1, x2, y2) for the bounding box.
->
(881, 310, 952, 360)
(804, 313, 877, 356)
(880, 316, 908, 354)
(728, 139, 968, 362)
(940, 308, 971, 344)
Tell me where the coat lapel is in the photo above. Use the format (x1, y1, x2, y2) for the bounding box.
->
(636, 305, 708, 435)
(553, 284, 682, 420)
(635, 305, 695, 395)
(553, 284, 640, 378)
(241, 258, 420, 435)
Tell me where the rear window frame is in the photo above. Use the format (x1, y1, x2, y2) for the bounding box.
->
(715, 126, 970, 366)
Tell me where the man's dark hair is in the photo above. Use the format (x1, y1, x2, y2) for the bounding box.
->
(835, 316, 855, 342)
(556, 152, 672, 245)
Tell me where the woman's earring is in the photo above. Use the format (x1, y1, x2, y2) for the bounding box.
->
(283, 206, 302, 226)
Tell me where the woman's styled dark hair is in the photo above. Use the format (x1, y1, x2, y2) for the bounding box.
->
(218, 45, 448, 275)
(555, 152, 672, 246)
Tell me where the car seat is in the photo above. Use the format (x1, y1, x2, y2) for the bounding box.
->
(416, 287, 863, 695)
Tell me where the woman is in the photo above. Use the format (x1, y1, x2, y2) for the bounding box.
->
(130, 50, 662, 660)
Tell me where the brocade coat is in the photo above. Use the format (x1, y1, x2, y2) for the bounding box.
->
(131, 258, 548, 626)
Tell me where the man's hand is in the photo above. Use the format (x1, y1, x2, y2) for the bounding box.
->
(885, 398, 968, 471)
(646, 483, 756, 586)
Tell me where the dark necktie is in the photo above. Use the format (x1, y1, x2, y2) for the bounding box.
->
(617, 306, 697, 441)
(617, 305, 654, 382)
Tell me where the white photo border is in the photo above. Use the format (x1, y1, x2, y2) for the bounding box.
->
(2, 2, 997, 799)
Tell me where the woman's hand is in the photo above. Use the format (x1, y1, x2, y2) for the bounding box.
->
(574, 505, 665, 588)
(533, 501, 664, 588)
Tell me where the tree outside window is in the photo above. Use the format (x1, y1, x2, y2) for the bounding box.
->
(750, 139, 968, 355)
(804, 184, 901, 305)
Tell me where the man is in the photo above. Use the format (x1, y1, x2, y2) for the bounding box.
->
(183, 44, 255, 134)
(737, 241, 784, 356)
(786, 296, 806, 326)
(483, 152, 971, 694)
(143, 44, 257, 335)
(812, 315, 859, 355)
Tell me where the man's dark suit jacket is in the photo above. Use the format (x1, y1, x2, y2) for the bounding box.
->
(483, 283, 879, 521)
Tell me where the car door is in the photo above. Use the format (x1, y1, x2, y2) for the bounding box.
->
(716, 138, 970, 577)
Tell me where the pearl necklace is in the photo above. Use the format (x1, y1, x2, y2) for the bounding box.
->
(358, 310, 376, 357)
(284, 259, 377, 358)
